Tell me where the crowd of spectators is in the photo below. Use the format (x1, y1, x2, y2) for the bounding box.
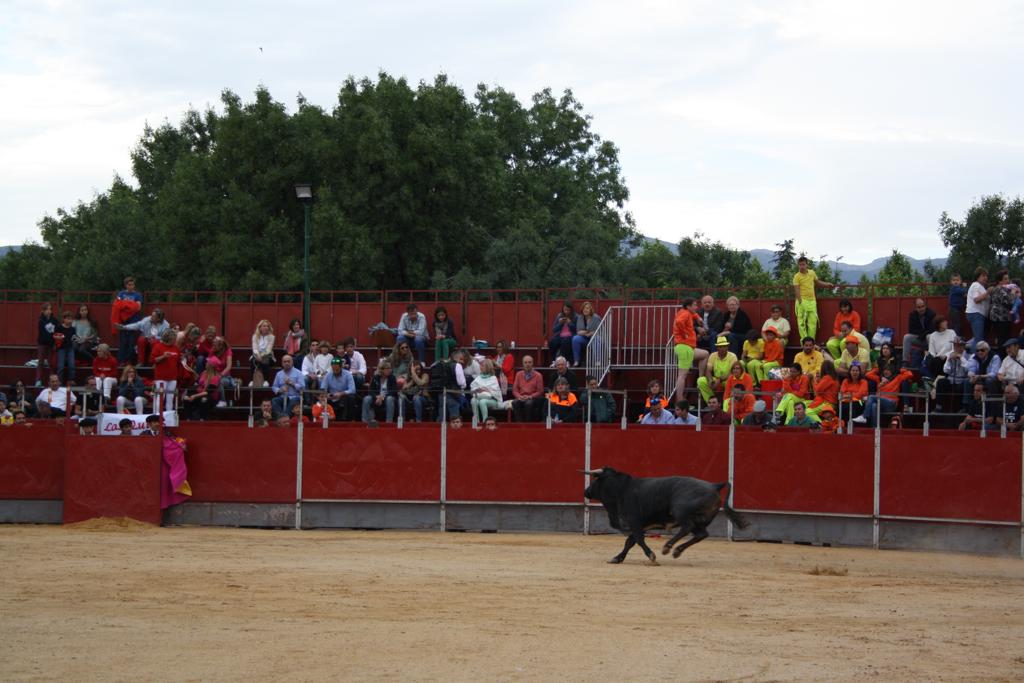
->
(7, 265, 1024, 433)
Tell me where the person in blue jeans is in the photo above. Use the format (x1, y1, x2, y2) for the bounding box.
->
(548, 302, 576, 364)
(965, 267, 990, 352)
(54, 311, 76, 384)
(271, 355, 305, 418)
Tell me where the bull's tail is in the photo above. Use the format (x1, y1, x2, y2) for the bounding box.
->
(716, 482, 750, 530)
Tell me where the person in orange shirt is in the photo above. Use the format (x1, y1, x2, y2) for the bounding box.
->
(839, 362, 869, 421)
(817, 406, 845, 433)
(312, 391, 336, 423)
(774, 362, 811, 422)
(747, 326, 784, 384)
(825, 299, 862, 359)
(852, 366, 915, 427)
(672, 298, 709, 401)
(802, 359, 841, 423)
(722, 361, 754, 414)
(729, 384, 756, 423)
(549, 377, 578, 422)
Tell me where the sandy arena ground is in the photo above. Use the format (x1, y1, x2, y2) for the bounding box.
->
(1, 523, 1023, 682)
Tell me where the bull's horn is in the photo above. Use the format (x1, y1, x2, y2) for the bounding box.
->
(577, 469, 602, 475)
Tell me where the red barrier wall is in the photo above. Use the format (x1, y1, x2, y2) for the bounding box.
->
(0, 424, 65, 499)
(590, 425, 730, 481)
(446, 425, 584, 502)
(223, 295, 303, 347)
(63, 434, 162, 525)
(0, 294, 58, 346)
(880, 434, 1022, 523)
(733, 431, 874, 515)
(816, 297, 870, 339)
(173, 424, 297, 503)
(302, 426, 439, 500)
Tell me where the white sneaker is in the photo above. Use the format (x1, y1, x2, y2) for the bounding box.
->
(216, 401, 227, 408)
(262, 381, 269, 388)
(248, 381, 254, 387)
(851, 415, 867, 424)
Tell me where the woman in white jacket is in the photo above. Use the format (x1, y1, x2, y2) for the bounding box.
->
(925, 316, 957, 378)
(470, 359, 503, 426)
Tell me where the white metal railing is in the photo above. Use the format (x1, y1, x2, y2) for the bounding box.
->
(586, 305, 679, 385)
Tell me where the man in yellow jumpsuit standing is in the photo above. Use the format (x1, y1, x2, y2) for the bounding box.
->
(792, 256, 834, 341)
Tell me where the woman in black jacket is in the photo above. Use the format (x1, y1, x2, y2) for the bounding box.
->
(723, 296, 753, 356)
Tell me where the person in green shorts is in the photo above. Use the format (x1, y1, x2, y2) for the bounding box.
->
(672, 298, 708, 400)
(792, 256, 834, 341)
(697, 336, 737, 404)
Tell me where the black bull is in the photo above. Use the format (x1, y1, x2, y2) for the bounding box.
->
(583, 467, 749, 564)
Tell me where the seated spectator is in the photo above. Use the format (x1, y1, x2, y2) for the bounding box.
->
(901, 298, 936, 367)
(639, 397, 674, 424)
(852, 366, 915, 427)
(643, 378, 669, 409)
(701, 395, 732, 425)
(283, 318, 308, 368)
(572, 301, 601, 367)
(673, 400, 698, 425)
(72, 304, 99, 360)
(141, 414, 162, 436)
(461, 349, 482, 384)
(483, 415, 498, 431)
(118, 418, 134, 436)
(830, 321, 869, 358)
(338, 338, 367, 390)
(924, 316, 956, 378)
(195, 325, 217, 373)
(12, 410, 28, 424)
(958, 383, 993, 431)
(547, 302, 576, 365)
(150, 329, 181, 410)
(492, 340, 515, 396)
(761, 304, 791, 341)
(255, 399, 275, 427)
(182, 361, 221, 421)
(321, 357, 357, 421)
(91, 343, 119, 402)
(116, 365, 149, 415)
(817, 406, 844, 434)
(802, 359, 840, 423)
(7, 380, 33, 416)
(549, 376, 579, 422)
(740, 398, 774, 428)
(289, 403, 308, 426)
(271, 354, 304, 418)
(839, 362, 869, 420)
(388, 340, 415, 381)
(116, 308, 169, 365)
(0, 398, 13, 426)
(209, 336, 236, 407)
(274, 415, 291, 428)
(448, 415, 464, 430)
(934, 337, 973, 412)
(740, 329, 764, 377)
(697, 336, 738, 405)
(428, 348, 464, 421)
(969, 340, 1001, 396)
(774, 363, 811, 424)
(747, 327, 784, 385)
(79, 376, 102, 416)
(696, 295, 725, 352)
(469, 359, 503, 424)
(579, 375, 616, 423)
(301, 340, 321, 387)
(54, 310, 76, 384)
(729, 384, 756, 423)
(997, 337, 1024, 387)
(512, 355, 545, 422)
(794, 337, 825, 380)
(548, 356, 578, 392)
(35, 302, 58, 386)
(396, 303, 429, 363)
(989, 269, 1015, 349)
(35, 374, 75, 418)
(722, 296, 752, 356)
(249, 319, 275, 388)
(398, 359, 430, 422)
(362, 361, 397, 423)
(997, 383, 1024, 431)
(432, 306, 458, 364)
(723, 362, 754, 416)
(312, 391, 336, 424)
(78, 416, 98, 435)
(304, 339, 333, 389)
(837, 334, 872, 377)
(785, 402, 819, 429)
(825, 299, 862, 360)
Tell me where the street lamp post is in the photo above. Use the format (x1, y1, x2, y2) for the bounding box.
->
(294, 183, 313, 331)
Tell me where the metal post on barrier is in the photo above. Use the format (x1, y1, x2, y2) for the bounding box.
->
(546, 393, 552, 429)
(1001, 401, 1007, 439)
(873, 411, 881, 550)
(584, 389, 592, 536)
(981, 397, 987, 439)
(295, 390, 304, 530)
(248, 385, 255, 428)
(695, 391, 702, 432)
(1020, 432, 1023, 559)
(727, 397, 736, 542)
(440, 388, 448, 531)
(397, 392, 404, 429)
(923, 393, 930, 436)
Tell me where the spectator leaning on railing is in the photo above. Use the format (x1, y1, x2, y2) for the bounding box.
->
(116, 308, 169, 364)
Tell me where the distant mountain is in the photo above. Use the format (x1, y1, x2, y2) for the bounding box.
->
(0, 245, 21, 257)
(631, 237, 945, 282)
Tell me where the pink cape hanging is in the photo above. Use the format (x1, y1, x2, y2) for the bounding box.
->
(160, 435, 192, 509)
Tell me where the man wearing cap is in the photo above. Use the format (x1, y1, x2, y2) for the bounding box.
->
(837, 334, 872, 377)
(395, 303, 429, 363)
(832, 321, 869, 356)
(997, 338, 1024, 387)
(968, 340, 1001, 396)
(696, 336, 737, 404)
(741, 398, 776, 429)
(934, 336, 975, 411)
(640, 397, 675, 424)
(271, 354, 305, 418)
(321, 357, 357, 420)
(792, 256, 834, 341)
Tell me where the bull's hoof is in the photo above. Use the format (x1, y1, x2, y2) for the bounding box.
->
(672, 547, 685, 559)
(661, 544, 672, 555)
(607, 557, 624, 564)
(645, 557, 660, 566)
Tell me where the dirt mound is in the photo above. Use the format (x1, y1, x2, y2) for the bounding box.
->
(64, 516, 157, 531)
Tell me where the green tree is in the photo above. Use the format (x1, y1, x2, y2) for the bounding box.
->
(939, 194, 1024, 277)
(771, 239, 796, 280)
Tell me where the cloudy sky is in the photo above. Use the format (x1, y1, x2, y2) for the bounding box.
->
(2, 0, 1022, 263)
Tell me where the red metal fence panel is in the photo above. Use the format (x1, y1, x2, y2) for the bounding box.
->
(222, 293, 303, 347)
(0, 291, 60, 346)
(590, 424, 730, 481)
(0, 423, 64, 499)
(63, 433, 162, 525)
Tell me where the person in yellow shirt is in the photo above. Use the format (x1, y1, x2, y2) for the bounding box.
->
(740, 329, 764, 376)
(792, 256, 833, 340)
(793, 337, 825, 379)
(696, 336, 738, 403)
(837, 334, 872, 377)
